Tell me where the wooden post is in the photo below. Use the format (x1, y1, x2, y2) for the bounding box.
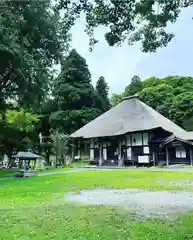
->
(99, 140, 103, 166)
(190, 148, 193, 166)
(152, 152, 156, 166)
(118, 140, 123, 167)
(33, 159, 36, 170)
(166, 147, 169, 167)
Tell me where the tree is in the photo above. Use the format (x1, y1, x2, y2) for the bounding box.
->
(50, 49, 100, 134)
(50, 132, 72, 166)
(38, 99, 58, 165)
(170, 92, 193, 130)
(143, 77, 161, 88)
(58, 0, 192, 52)
(0, 0, 70, 111)
(124, 75, 143, 96)
(139, 83, 174, 118)
(6, 110, 39, 132)
(0, 109, 40, 166)
(95, 76, 110, 112)
(110, 93, 123, 107)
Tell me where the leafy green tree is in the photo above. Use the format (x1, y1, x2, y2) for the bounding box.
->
(110, 93, 123, 107)
(124, 75, 143, 96)
(170, 92, 193, 130)
(143, 77, 161, 88)
(0, 0, 69, 110)
(6, 110, 39, 132)
(0, 109, 40, 165)
(58, 0, 192, 52)
(95, 76, 110, 112)
(37, 99, 58, 165)
(50, 49, 100, 134)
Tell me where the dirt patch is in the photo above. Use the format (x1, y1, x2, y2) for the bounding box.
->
(65, 189, 193, 221)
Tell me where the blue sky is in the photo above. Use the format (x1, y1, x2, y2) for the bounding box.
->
(70, 7, 192, 94)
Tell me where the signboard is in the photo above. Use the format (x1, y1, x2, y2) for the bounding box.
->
(138, 156, 149, 163)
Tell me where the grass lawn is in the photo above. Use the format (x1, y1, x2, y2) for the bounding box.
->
(0, 162, 89, 178)
(0, 170, 15, 178)
(1, 170, 193, 239)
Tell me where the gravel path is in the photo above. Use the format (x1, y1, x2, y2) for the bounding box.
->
(38, 168, 113, 177)
(65, 188, 193, 221)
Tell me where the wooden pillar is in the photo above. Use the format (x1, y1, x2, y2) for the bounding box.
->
(152, 152, 156, 166)
(190, 148, 193, 166)
(166, 147, 169, 167)
(24, 160, 27, 171)
(99, 141, 103, 166)
(118, 140, 123, 167)
(33, 159, 36, 170)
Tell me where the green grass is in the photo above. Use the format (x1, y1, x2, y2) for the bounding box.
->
(1, 170, 193, 239)
(0, 170, 15, 178)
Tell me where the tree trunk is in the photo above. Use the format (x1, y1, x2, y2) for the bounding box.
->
(45, 150, 51, 166)
(7, 153, 14, 168)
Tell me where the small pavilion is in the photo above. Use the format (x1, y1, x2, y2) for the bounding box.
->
(13, 151, 42, 177)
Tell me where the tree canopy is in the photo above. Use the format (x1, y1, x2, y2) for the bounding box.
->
(58, 0, 192, 52)
(110, 93, 123, 107)
(0, 0, 69, 110)
(95, 76, 110, 112)
(124, 75, 143, 96)
(50, 49, 100, 134)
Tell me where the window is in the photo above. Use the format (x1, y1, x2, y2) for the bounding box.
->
(138, 156, 149, 163)
(126, 135, 131, 146)
(131, 133, 142, 146)
(176, 147, 186, 158)
(143, 146, 150, 154)
(143, 133, 149, 145)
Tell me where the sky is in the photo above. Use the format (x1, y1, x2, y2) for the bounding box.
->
(69, 7, 193, 94)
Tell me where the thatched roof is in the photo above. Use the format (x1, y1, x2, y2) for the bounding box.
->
(176, 132, 193, 140)
(162, 132, 193, 145)
(71, 96, 186, 138)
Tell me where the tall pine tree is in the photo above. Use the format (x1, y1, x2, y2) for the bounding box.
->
(50, 49, 100, 134)
(95, 76, 110, 112)
(124, 75, 143, 96)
